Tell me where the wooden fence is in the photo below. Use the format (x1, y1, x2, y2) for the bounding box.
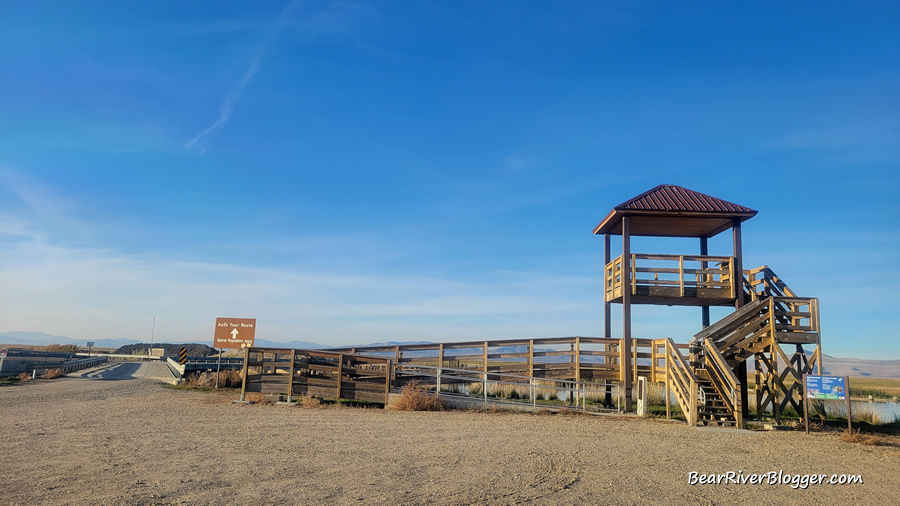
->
(327, 336, 686, 385)
(241, 348, 392, 404)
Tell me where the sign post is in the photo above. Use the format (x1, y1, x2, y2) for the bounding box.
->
(804, 374, 851, 433)
(213, 318, 256, 389)
(86, 341, 94, 357)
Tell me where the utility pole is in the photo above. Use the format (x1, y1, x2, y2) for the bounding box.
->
(149, 317, 155, 356)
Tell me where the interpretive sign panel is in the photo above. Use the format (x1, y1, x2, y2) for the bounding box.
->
(805, 375, 846, 400)
(804, 374, 852, 433)
(214, 317, 257, 349)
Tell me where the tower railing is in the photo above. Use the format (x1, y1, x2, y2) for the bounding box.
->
(605, 253, 736, 302)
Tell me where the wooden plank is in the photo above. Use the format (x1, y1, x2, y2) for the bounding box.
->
(532, 350, 577, 358)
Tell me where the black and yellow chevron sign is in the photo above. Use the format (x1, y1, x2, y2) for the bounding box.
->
(178, 347, 187, 365)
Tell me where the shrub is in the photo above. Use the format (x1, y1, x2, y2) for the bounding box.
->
(390, 380, 445, 411)
(245, 392, 273, 405)
(300, 394, 321, 408)
(18, 372, 32, 382)
(840, 429, 895, 447)
(42, 344, 78, 353)
(41, 368, 65, 379)
(183, 370, 243, 389)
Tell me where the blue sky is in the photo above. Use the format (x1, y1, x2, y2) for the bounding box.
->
(0, 1, 897, 358)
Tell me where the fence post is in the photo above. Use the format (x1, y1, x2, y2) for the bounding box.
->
(483, 372, 488, 404)
(532, 378, 536, 409)
(384, 361, 391, 405)
(436, 366, 441, 394)
(336, 354, 344, 401)
(288, 349, 296, 402)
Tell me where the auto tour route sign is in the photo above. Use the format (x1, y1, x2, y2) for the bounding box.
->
(214, 317, 257, 349)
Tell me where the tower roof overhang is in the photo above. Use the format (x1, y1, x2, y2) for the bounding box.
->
(592, 184, 757, 238)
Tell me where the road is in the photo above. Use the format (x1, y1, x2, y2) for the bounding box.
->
(67, 360, 176, 382)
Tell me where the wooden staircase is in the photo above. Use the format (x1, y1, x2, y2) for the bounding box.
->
(666, 266, 821, 429)
(696, 375, 738, 427)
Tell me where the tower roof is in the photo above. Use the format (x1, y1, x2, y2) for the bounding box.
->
(592, 184, 757, 237)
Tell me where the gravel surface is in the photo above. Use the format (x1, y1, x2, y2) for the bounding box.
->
(1, 367, 898, 505)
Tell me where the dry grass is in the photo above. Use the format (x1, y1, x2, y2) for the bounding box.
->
(41, 368, 65, 379)
(244, 392, 274, 405)
(840, 429, 897, 447)
(185, 370, 243, 389)
(18, 372, 32, 382)
(391, 381, 445, 411)
(300, 394, 321, 408)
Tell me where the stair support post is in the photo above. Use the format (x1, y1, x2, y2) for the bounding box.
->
(622, 216, 633, 412)
(730, 218, 750, 420)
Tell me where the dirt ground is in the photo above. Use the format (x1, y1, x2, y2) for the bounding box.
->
(2, 366, 898, 505)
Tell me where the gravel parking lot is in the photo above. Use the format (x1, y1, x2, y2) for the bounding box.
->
(1, 365, 898, 505)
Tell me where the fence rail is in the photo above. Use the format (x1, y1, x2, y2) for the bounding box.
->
(241, 348, 391, 404)
(327, 336, 688, 386)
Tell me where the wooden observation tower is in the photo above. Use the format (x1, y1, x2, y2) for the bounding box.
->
(594, 185, 822, 425)
(241, 184, 823, 429)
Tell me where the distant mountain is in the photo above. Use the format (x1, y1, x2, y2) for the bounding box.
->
(253, 338, 327, 349)
(114, 343, 217, 357)
(0, 331, 141, 349)
(819, 355, 900, 380)
(249, 339, 434, 349)
(746, 353, 900, 380)
(356, 341, 433, 347)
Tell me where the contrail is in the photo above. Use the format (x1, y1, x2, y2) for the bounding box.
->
(185, 1, 301, 153)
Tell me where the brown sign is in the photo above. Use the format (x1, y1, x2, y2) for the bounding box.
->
(213, 317, 257, 349)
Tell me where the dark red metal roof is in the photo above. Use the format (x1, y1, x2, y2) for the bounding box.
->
(593, 185, 757, 237)
(616, 184, 756, 213)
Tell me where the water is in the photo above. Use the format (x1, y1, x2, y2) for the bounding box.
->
(845, 400, 900, 422)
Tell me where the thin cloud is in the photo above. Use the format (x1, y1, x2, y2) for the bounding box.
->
(185, 1, 301, 154)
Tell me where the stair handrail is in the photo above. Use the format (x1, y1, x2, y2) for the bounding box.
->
(744, 266, 797, 300)
(665, 338, 698, 426)
(701, 337, 743, 429)
(692, 297, 768, 347)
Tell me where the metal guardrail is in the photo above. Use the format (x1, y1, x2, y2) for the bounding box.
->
(75, 353, 161, 361)
(165, 356, 244, 379)
(32, 356, 108, 376)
